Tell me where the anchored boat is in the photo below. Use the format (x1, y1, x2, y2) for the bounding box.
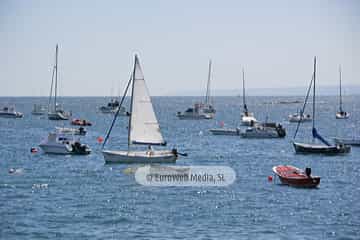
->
(293, 57, 350, 154)
(102, 55, 185, 164)
(240, 68, 257, 126)
(39, 132, 90, 155)
(273, 165, 320, 188)
(336, 65, 349, 119)
(177, 60, 215, 120)
(47, 44, 71, 120)
(240, 122, 286, 138)
(0, 106, 23, 118)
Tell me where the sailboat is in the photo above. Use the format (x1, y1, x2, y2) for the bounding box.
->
(177, 60, 215, 119)
(293, 57, 351, 154)
(203, 60, 216, 114)
(48, 44, 71, 120)
(240, 68, 257, 126)
(102, 55, 183, 164)
(335, 66, 349, 119)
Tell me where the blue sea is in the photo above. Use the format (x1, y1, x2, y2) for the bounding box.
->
(1, 96, 359, 239)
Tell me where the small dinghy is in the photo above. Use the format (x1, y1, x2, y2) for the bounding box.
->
(273, 165, 320, 188)
(71, 118, 92, 126)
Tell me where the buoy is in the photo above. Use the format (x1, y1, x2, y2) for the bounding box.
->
(97, 136, 104, 143)
(219, 121, 225, 127)
(268, 175, 273, 182)
(30, 147, 38, 153)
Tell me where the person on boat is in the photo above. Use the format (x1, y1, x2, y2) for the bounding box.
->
(147, 145, 154, 156)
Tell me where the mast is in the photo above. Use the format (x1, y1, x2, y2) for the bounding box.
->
(128, 55, 137, 149)
(205, 60, 212, 105)
(54, 44, 58, 112)
(312, 56, 316, 140)
(48, 64, 56, 112)
(339, 65, 342, 112)
(242, 68, 246, 112)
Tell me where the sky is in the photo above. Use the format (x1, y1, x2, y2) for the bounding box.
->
(0, 0, 359, 96)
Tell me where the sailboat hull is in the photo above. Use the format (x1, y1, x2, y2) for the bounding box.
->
(102, 150, 177, 164)
(293, 142, 351, 154)
(48, 112, 69, 120)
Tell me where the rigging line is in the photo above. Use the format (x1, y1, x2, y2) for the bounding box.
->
(48, 65, 56, 111)
(293, 73, 314, 139)
(102, 73, 133, 149)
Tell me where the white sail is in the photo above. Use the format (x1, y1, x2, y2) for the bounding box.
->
(129, 55, 165, 145)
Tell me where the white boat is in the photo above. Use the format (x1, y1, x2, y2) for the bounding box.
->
(0, 106, 23, 118)
(293, 57, 350, 154)
(336, 66, 349, 119)
(99, 98, 128, 115)
(31, 104, 47, 115)
(240, 68, 257, 126)
(39, 132, 91, 154)
(102, 55, 182, 164)
(240, 122, 286, 138)
(47, 44, 71, 120)
(55, 126, 87, 136)
(288, 111, 312, 123)
(177, 60, 215, 119)
(203, 60, 216, 114)
(333, 137, 360, 146)
(177, 103, 213, 120)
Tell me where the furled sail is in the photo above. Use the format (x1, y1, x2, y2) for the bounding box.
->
(129, 55, 166, 145)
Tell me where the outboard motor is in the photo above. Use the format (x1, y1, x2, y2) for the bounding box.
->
(276, 125, 286, 138)
(305, 167, 312, 177)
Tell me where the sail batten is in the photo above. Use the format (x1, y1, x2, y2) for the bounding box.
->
(129, 55, 165, 146)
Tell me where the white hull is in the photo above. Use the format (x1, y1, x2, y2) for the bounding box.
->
(0, 112, 23, 118)
(241, 116, 257, 126)
(336, 112, 349, 119)
(102, 150, 177, 164)
(48, 111, 69, 120)
(39, 143, 73, 154)
(288, 114, 312, 123)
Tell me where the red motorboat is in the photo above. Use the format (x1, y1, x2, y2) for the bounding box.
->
(272, 165, 320, 188)
(71, 119, 92, 126)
